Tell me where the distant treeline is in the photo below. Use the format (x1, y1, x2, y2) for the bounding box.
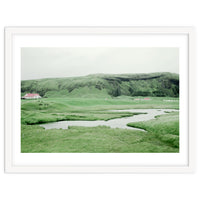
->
(21, 72, 179, 98)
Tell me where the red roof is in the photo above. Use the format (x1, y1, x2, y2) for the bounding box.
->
(24, 93, 40, 97)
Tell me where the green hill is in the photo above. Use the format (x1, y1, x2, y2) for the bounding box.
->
(21, 72, 179, 98)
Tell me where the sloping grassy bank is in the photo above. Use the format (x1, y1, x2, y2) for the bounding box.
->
(127, 112, 179, 149)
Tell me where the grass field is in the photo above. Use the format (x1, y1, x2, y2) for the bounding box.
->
(21, 96, 179, 153)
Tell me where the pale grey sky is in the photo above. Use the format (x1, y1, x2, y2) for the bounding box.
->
(21, 47, 179, 80)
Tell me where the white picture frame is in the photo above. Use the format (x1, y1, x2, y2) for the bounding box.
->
(4, 26, 196, 173)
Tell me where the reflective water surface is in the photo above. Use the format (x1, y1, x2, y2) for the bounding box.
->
(40, 109, 178, 131)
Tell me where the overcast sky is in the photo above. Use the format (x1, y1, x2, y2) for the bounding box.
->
(21, 47, 179, 80)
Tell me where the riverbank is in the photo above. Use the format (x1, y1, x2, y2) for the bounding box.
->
(39, 109, 178, 131)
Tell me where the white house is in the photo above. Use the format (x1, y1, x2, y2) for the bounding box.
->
(22, 93, 41, 99)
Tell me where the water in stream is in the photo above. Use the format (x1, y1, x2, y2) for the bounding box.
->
(40, 109, 178, 131)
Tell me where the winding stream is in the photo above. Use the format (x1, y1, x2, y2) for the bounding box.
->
(40, 109, 178, 132)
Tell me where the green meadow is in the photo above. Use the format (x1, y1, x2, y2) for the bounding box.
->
(21, 73, 179, 153)
(21, 96, 179, 153)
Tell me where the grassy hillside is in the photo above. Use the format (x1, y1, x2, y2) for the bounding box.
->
(21, 72, 179, 98)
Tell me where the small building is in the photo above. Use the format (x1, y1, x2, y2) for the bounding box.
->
(22, 93, 41, 99)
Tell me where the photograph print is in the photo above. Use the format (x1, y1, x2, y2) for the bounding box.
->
(21, 47, 179, 153)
